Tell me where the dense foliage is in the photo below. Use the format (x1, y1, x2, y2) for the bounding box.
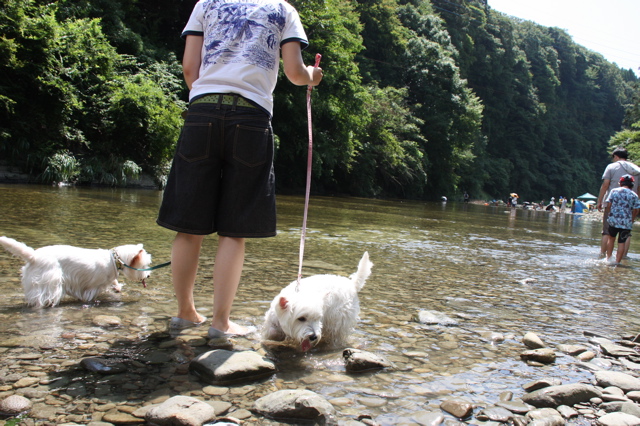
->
(1, 0, 637, 200)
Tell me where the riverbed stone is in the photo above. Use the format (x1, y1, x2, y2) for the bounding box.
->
(590, 337, 638, 358)
(597, 412, 640, 426)
(80, 357, 127, 374)
(520, 348, 556, 364)
(495, 400, 534, 414)
(93, 315, 122, 327)
(411, 410, 445, 425)
(556, 405, 579, 419)
(525, 407, 564, 425)
(523, 332, 546, 349)
(102, 410, 145, 424)
(440, 399, 474, 418)
(596, 371, 640, 392)
(343, 348, 391, 372)
(145, 395, 216, 426)
(476, 405, 514, 422)
(189, 349, 276, 384)
(253, 389, 336, 422)
(0, 394, 32, 415)
(413, 310, 458, 326)
(556, 344, 589, 355)
(521, 384, 602, 408)
(600, 401, 640, 417)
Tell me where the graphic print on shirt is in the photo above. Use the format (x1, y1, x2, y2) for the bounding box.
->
(202, 1, 286, 71)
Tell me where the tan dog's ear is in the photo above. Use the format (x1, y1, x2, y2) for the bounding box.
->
(131, 250, 144, 266)
(278, 297, 289, 310)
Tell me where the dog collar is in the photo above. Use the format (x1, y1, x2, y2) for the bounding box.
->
(110, 249, 124, 272)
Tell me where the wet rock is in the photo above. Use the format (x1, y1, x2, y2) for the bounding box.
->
(253, 389, 336, 423)
(0, 394, 32, 415)
(190, 349, 276, 384)
(440, 399, 473, 418)
(476, 405, 514, 422)
(93, 315, 122, 327)
(600, 401, 640, 417)
(102, 409, 145, 424)
(590, 337, 638, 358)
(597, 412, 640, 426)
(577, 351, 597, 362)
(145, 395, 216, 426)
(523, 332, 546, 349)
(525, 407, 564, 425)
(556, 405, 579, 419)
(556, 344, 589, 355)
(343, 348, 391, 372)
(495, 400, 534, 414)
(80, 357, 127, 374)
(413, 310, 458, 326)
(521, 383, 602, 408)
(520, 348, 556, 364)
(523, 378, 562, 393)
(411, 410, 445, 425)
(12, 377, 40, 388)
(596, 371, 640, 392)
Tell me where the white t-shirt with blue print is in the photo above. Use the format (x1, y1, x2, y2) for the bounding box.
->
(183, 0, 309, 114)
(606, 187, 640, 230)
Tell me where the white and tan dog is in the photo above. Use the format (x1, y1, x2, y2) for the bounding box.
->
(262, 252, 372, 351)
(0, 236, 152, 308)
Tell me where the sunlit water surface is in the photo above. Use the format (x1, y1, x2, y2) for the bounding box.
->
(1, 184, 639, 424)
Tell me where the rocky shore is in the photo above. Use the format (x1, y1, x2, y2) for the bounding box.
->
(2, 311, 640, 426)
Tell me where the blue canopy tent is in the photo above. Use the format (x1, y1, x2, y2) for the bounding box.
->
(576, 192, 598, 201)
(571, 200, 589, 213)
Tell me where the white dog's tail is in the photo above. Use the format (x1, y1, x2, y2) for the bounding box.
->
(350, 251, 373, 292)
(0, 236, 36, 263)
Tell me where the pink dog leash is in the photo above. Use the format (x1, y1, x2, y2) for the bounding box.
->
(297, 53, 322, 289)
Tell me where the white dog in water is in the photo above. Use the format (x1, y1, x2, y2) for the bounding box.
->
(262, 252, 372, 351)
(0, 236, 152, 308)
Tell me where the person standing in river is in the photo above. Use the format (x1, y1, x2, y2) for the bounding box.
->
(597, 147, 640, 259)
(156, 0, 323, 337)
(603, 175, 640, 264)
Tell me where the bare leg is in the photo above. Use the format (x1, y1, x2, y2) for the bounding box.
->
(605, 236, 615, 260)
(622, 236, 632, 259)
(600, 235, 609, 257)
(172, 232, 206, 323)
(616, 242, 625, 264)
(211, 236, 247, 334)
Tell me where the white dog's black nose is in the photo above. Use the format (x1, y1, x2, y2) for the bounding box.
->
(309, 333, 318, 341)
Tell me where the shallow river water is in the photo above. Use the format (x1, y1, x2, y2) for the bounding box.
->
(1, 183, 639, 425)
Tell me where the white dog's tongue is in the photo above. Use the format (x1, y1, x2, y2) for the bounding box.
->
(301, 338, 312, 352)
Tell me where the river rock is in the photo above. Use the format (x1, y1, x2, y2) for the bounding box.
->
(102, 410, 145, 424)
(411, 410, 445, 425)
(556, 405, 578, 419)
(145, 395, 216, 426)
(600, 402, 640, 417)
(253, 389, 336, 423)
(556, 344, 589, 355)
(596, 371, 640, 392)
(495, 400, 534, 414)
(189, 349, 276, 384)
(476, 405, 514, 422)
(597, 412, 640, 426)
(525, 407, 564, 425)
(413, 310, 458, 326)
(440, 399, 474, 418)
(523, 378, 563, 392)
(0, 394, 32, 415)
(80, 357, 127, 374)
(520, 348, 556, 364)
(93, 315, 122, 327)
(523, 332, 546, 349)
(521, 384, 602, 408)
(590, 337, 638, 358)
(343, 348, 391, 372)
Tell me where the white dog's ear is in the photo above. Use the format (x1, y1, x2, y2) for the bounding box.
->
(131, 250, 145, 266)
(278, 296, 289, 311)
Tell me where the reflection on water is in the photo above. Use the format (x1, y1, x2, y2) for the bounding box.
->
(1, 184, 639, 422)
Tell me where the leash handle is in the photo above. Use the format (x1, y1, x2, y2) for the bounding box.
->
(297, 54, 322, 288)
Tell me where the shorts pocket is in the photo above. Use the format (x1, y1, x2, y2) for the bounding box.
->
(177, 122, 211, 162)
(233, 124, 270, 167)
